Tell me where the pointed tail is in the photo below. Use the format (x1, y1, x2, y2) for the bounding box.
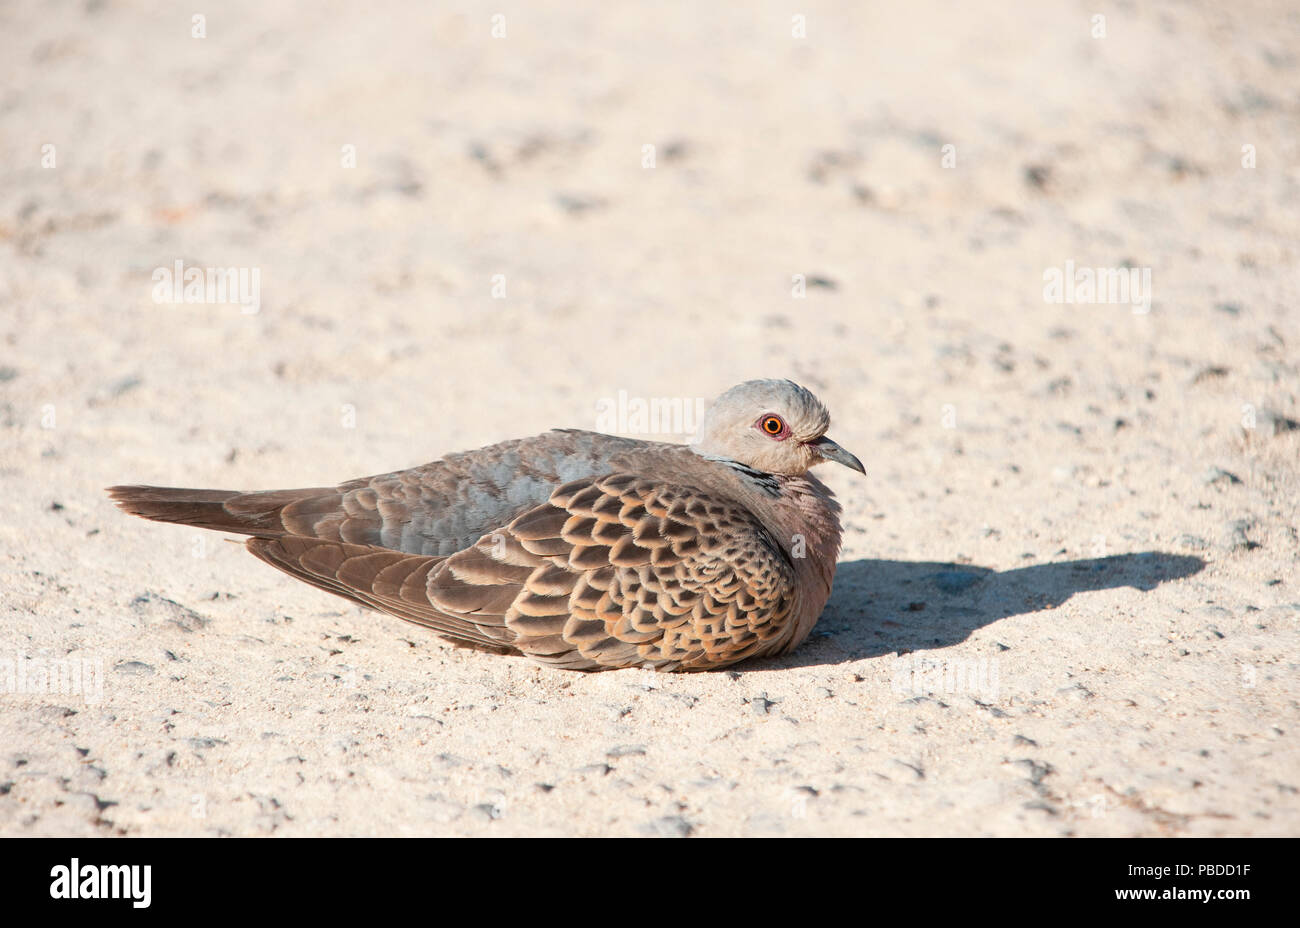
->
(107, 485, 322, 537)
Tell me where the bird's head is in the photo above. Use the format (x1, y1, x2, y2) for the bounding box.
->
(691, 379, 864, 477)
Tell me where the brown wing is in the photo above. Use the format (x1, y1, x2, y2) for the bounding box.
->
(484, 473, 799, 670)
(245, 473, 798, 671)
(244, 536, 516, 654)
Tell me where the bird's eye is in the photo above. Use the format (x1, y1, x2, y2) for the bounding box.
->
(758, 415, 788, 438)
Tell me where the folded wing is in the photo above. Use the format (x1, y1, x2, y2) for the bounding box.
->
(242, 472, 799, 670)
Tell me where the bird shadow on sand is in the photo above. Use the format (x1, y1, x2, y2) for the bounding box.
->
(739, 552, 1206, 672)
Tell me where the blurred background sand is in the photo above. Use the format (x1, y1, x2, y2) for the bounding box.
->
(1, 0, 1297, 835)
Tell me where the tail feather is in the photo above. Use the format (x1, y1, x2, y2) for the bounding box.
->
(107, 485, 314, 537)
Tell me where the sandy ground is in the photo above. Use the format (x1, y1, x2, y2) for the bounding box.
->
(1, 0, 1297, 836)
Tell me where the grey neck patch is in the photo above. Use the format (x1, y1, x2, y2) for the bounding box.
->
(698, 453, 784, 497)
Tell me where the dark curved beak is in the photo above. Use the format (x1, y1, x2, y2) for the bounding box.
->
(809, 435, 865, 474)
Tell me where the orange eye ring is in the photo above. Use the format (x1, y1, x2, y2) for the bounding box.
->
(760, 415, 786, 436)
